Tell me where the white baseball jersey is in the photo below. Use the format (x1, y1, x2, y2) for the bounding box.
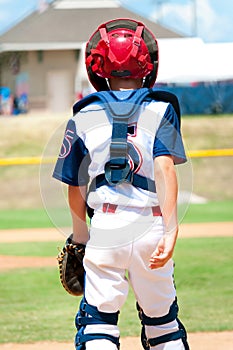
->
(53, 91, 186, 210)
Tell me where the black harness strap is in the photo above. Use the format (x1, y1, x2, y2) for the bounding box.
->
(104, 109, 132, 186)
(88, 173, 156, 194)
(73, 88, 180, 194)
(73, 88, 180, 122)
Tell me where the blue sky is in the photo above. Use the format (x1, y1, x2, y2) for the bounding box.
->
(0, 0, 233, 43)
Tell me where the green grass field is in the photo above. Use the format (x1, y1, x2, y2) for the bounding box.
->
(0, 237, 232, 343)
(0, 200, 232, 230)
(0, 115, 233, 343)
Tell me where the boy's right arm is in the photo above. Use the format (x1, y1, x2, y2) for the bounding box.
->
(68, 185, 89, 244)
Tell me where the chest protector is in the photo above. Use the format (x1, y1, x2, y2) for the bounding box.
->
(73, 88, 180, 196)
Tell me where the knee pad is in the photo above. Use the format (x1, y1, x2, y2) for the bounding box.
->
(75, 297, 120, 350)
(136, 298, 189, 350)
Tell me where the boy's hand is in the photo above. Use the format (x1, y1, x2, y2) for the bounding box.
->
(149, 231, 177, 269)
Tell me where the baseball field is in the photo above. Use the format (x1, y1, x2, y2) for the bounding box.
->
(0, 112, 232, 349)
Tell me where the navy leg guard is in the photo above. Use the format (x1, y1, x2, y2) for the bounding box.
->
(75, 297, 120, 350)
(136, 298, 189, 349)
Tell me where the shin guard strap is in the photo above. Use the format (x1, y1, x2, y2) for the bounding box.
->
(149, 329, 185, 347)
(76, 297, 119, 327)
(84, 302, 119, 324)
(137, 298, 178, 326)
(75, 333, 120, 348)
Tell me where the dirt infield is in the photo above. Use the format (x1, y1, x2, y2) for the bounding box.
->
(0, 222, 233, 271)
(0, 332, 233, 350)
(1, 222, 232, 349)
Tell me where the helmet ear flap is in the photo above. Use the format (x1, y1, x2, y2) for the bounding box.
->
(141, 27, 159, 87)
(86, 31, 110, 91)
(87, 66, 109, 91)
(143, 62, 158, 88)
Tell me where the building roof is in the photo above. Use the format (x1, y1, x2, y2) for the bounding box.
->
(0, 0, 183, 52)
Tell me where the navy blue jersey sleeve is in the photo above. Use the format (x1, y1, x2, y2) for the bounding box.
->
(153, 103, 187, 164)
(53, 119, 91, 186)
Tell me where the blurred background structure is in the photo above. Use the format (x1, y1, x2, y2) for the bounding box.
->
(0, 0, 183, 114)
(0, 0, 233, 114)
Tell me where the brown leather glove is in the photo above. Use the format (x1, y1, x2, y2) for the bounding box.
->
(57, 234, 85, 296)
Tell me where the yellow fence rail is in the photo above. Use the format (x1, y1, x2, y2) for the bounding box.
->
(0, 149, 233, 166)
(187, 148, 233, 158)
(0, 156, 55, 166)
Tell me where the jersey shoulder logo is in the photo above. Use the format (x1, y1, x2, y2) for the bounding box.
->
(58, 129, 74, 159)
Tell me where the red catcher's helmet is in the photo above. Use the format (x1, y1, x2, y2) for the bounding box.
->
(85, 18, 159, 91)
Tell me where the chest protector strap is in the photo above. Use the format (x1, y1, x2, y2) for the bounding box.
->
(73, 88, 180, 193)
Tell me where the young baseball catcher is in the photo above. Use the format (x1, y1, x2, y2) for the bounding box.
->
(54, 18, 189, 350)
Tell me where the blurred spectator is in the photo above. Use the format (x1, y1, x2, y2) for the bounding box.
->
(0, 87, 13, 115)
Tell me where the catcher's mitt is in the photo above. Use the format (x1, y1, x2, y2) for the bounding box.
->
(57, 234, 85, 296)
